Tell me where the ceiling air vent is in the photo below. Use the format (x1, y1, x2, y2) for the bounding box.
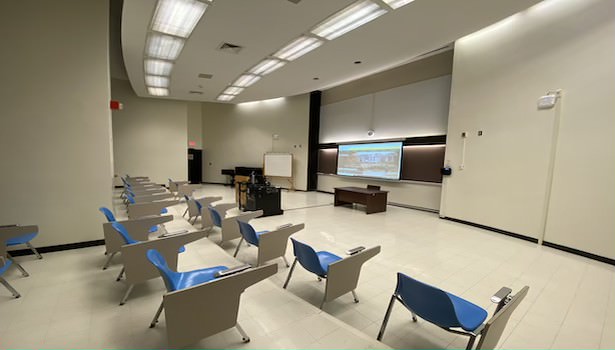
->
(189, 91, 203, 94)
(198, 73, 213, 79)
(217, 42, 243, 54)
(287, 0, 302, 3)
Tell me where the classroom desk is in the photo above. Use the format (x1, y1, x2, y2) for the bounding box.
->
(334, 186, 388, 214)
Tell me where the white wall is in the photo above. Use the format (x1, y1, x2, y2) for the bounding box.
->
(0, 0, 113, 247)
(111, 79, 188, 185)
(320, 75, 451, 143)
(441, 0, 615, 258)
(318, 76, 451, 210)
(187, 102, 203, 149)
(202, 95, 310, 190)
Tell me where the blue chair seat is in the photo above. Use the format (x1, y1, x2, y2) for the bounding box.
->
(316, 251, 341, 276)
(172, 266, 228, 291)
(6, 232, 37, 246)
(0, 259, 12, 275)
(161, 208, 168, 214)
(447, 292, 488, 331)
(149, 226, 159, 233)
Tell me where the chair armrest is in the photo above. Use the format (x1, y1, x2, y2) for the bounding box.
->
(102, 215, 173, 254)
(325, 245, 381, 302)
(213, 203, 238, 216)
(257, 223, 305, 266)
(158, 229, 189, 238)
(121, 230, 206, 284)
(162, 263, 277, 348)
(127, 200, 179, 219)
(346, 246, 366, 255)
(195, 196, 223, 208)
(220, 210, 263, 242)
(0, 225, 39, 242)
(214, 264, 251, 278)
(131, 193, 175, 203)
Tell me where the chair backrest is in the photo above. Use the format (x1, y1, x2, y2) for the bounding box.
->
(237, 220, 260, 246)
(110, 222, 138, 245)
(367, 185, 381, 190)
(99, 207, 116, 222)
(146, 249, 179, 292)
(208, 206, 222, 227)
(476, 286, 529, 349)
(395, 272, 461, 329)
(290, 238, 327, 276)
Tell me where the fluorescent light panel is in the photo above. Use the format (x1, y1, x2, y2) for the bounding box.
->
(382, 0, 415, 9)
(151, 0, 209, 38)
(145, 59, 173, 76)
(249, 58, 286, 75)
(273, 36, 323, 61)
(148, 87, 169, 96)
(311, 0, 387, 40)
(145, 75, 170, 87)
(146, 33, 185, 60)
(232, 74, 261, 88)
(222, 86, 244, 95)
(217, 94, 235, 102)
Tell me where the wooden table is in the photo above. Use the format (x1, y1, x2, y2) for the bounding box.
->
(334, 187, 388, 214)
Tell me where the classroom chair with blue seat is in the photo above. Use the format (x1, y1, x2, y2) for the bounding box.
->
(283, 238, 381, 309)
(4, 225, 41, 260)
(184, 196, 223, 228)
(0, 256, 20, 298)
(110, 222, 200, 305)
(377, 272, 529, 349)
(0, 225, 41, 298)
(206, 203, 263, 244)
(99, 207, 173, 269)
(234, 219, 305, 267)
(146, 248, 278, 348)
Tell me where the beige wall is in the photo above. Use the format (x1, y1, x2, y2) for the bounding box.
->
(187, 102, 203, 150)
(111, 79, 188, 185)
(441, 0, 615, 258)
(201, 95, 310, 190)
(0, 0, 113, 246)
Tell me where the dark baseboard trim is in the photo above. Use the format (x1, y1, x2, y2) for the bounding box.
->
(441, 217, 539, 244)
(317, 190, 334, 195)
(201, 181, 230, 186)
(389, 202, 438, 214)
(9, 239, 105, 257)
(114, 185, 123, 189)
(543, 241, 615, 266)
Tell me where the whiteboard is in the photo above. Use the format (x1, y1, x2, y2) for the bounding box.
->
(264, 153, 292, 177)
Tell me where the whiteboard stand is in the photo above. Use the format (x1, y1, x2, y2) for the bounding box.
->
(263, 153, 294, 191)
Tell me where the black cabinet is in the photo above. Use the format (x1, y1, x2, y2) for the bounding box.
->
(244, 184, 283, 217)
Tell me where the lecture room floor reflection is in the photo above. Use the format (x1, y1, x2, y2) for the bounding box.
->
(0, 184, 613, 349)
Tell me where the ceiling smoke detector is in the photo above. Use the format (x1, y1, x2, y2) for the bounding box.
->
(189, 91, 203, 94)
(217, 42, 243, 54)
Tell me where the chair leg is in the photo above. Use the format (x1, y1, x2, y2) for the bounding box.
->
(466, 335, 476, 350)
(102, 252, 117, 270)
(7, 257, 29, 277)
(182, 207, 188, 217)
(26, 243, 42, 259)
(116, 267, 125, 281)
(319, 294, 327, 309)
(283, 258, 298, 289)
(377, 294, 397, 341)
(351, 290, 359, 303)
(233, 238, 244, 257)
(282, 256, 290, 268)
(0, 277, 20, 298)
(119, 284, 134, 305)
(235, 323, 250, 343)
(149, 300, 164, 328)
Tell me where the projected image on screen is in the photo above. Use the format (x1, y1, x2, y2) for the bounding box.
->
(337, 142, 403, 180)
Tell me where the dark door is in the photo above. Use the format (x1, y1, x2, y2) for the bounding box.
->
(187, 148, 202, 184)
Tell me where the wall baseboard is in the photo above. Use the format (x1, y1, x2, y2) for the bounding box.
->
(441, 217, 539, 244)
(543, 241, 615, 266)
(389, 202, 438, 213)
(9, 239, 105, 257)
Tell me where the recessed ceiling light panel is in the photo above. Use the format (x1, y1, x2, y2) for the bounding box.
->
(222, 86, 245, 95)
(382, 0, 415, 9)
(145, 59, 173, 76)
(146, 33, 185, 60)
(148, 87, 169, 96)
(273, 36, 323, 61)
(145, 75, 170, 87)
(217, 94, 235, 102)
(311, 0, 387, 40)
(249, 58, 286, 75)
(151, 0, 209, 38)
(232, 74, 261, 88)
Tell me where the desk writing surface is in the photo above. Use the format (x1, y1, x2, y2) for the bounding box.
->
(334, 186, 388, 194)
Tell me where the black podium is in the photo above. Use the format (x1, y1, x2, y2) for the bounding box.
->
(244, 184, 283, 217)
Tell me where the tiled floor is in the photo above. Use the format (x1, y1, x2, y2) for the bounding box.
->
(1, 184, 614, 349)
